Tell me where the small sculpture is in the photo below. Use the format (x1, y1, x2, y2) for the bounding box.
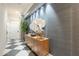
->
(29, 18, 46, 38)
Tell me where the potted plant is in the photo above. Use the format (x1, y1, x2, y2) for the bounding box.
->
(20, 20, 29, 41)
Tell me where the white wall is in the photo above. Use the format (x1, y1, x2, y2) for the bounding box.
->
(0, 8, 7, 55)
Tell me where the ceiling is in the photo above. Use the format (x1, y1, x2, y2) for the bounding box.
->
(0, 3, 33, 22)
(0, 3, 33, 14)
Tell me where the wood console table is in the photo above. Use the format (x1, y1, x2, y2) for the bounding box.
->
(25, 34, 49, 56)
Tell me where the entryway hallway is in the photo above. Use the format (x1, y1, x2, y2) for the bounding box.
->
(1, 3, 37, 56)
(0, 3, 51, 56)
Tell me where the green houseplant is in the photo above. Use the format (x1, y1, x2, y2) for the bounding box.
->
(20, 20, 29, 41)
(20, 20, 29, 33)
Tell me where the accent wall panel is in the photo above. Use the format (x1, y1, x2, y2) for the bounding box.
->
(27, 3, 73, 56)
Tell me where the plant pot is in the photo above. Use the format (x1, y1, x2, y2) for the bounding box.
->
(21, 32, 26, 41)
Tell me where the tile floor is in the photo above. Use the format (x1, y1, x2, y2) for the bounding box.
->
(3, 39, 36, 56)
(3, 39, 52, 56)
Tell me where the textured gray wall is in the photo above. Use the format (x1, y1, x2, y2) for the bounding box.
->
(72, 4, 79, 56)
(29, 3, 72, 56)
(45, 4, 72, 56)
(27, 3, 79, 56)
